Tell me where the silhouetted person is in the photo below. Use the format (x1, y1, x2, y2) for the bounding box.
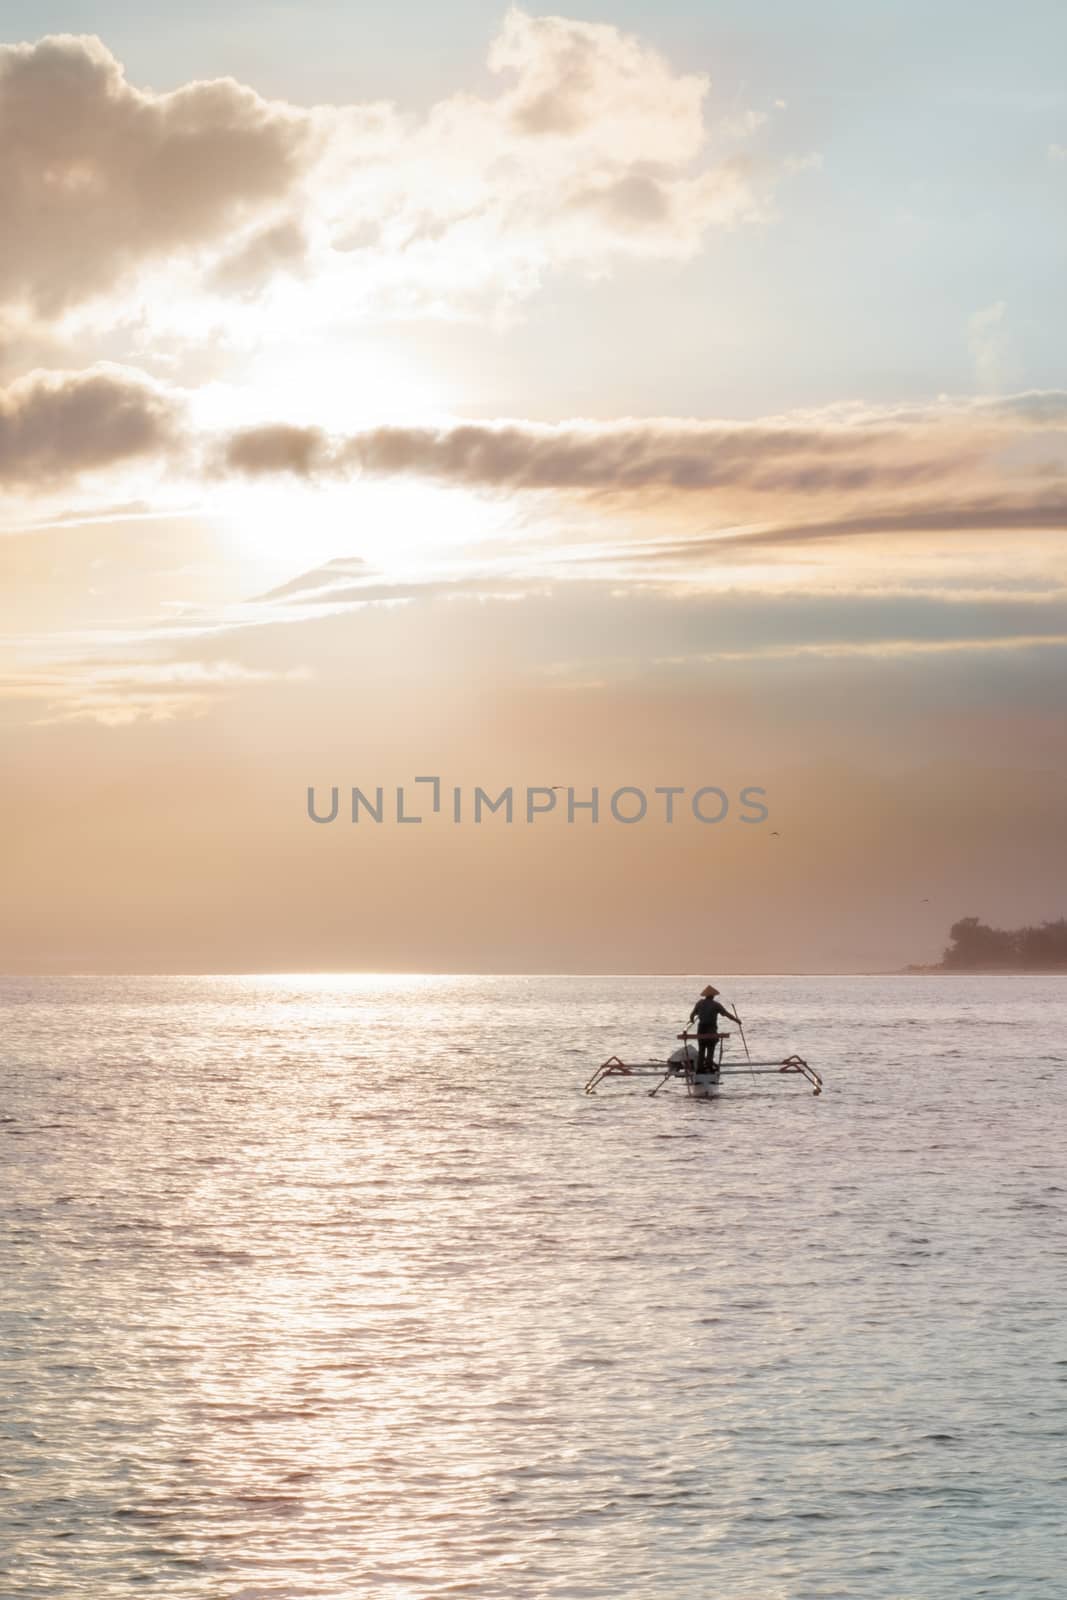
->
(688, 985, 740, 1073)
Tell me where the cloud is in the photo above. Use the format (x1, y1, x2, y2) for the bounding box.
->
(585, 495, 1067, 565)
(204, 393, 1067, 575)
(217, 387, 1067, 505)
(346, 8, 767, 298)
(11, 365, 1066, 554)
(0, 365, 180, 489)
(684, 496, 1067, 550)
(0, 14, 777, 333)
(247, 560, 1067, 651)
(256, 557, 376, 601)
(683, 633, 1067, 663)
(993, 390, 1067, 425)
(0, 34, 313, 320)
(223, 422, 322, 477)
(13, 572, 1067, 723)
(8, 550, 1067, 733)
(490, 8, 706, 152)
(218, 413, 970, 495)
(207, 220, 309, 297)
(0, 656, 311, 725)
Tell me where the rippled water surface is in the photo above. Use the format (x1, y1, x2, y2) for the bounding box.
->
(2, 974, 1066, 1599)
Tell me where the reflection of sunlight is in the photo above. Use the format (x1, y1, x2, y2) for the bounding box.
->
(244, 972, 462, 992)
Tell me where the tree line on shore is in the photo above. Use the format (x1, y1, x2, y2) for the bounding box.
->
(938, 916, 1067, 971)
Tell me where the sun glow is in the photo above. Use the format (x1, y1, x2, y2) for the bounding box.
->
(192, 335, 461, 435)
(211, 473, 520, 585)
(190, 338, 514, 581)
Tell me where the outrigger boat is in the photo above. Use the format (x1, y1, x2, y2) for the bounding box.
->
(584, 1031, 822, 1099)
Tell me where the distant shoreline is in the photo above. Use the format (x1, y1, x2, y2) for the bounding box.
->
(895, 960, 1062, 972)
(898, 965, 1067, 976)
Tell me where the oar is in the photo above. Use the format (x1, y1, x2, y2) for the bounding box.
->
(734, 1002, 760, 1086)
(729, 1000, 753, 1070)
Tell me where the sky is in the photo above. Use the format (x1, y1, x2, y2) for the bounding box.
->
(1, 2, 1065, 973)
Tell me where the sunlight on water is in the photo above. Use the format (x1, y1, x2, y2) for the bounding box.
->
(2, 974, 1066, 1597)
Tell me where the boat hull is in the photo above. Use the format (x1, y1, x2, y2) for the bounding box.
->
(687, 1072, 721, 1098)
(582, 1052, 820, 1097)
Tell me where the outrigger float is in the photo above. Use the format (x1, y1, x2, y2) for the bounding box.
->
(584, 1031, 823, 1099)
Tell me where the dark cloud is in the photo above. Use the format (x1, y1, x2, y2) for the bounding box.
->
(570, 171, 673, 227)
(207, 219, 309, 297)
(220, 416, 967, 496)
(0, 366, 178, 489)
(703, 496, 1067, 549)
(11, 364, 1067, 551)
(0, 34, 311, 316)
(223, 423, 324, 477)
(211, 399, 1067, 555)
(587, 496, 1067, 567)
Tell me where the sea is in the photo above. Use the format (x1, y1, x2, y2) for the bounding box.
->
(2, 974, 1065, 1600)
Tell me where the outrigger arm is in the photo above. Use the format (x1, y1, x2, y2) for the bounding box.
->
(584, 1052, 822, 1096)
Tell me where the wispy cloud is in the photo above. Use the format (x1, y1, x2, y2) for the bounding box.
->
(654, 634, 1067, 665)
(8, 561, 1067, 728)
(0, 656, 312, 724)
(644, 494, 1067, 553)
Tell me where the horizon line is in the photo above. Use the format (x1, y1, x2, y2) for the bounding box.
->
(1, 968, 1058, 980)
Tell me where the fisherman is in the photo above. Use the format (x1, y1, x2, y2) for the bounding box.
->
(688, 985, 740, 1074)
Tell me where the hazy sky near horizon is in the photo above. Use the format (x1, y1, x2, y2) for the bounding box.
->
(2, 2, 1065, 972)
